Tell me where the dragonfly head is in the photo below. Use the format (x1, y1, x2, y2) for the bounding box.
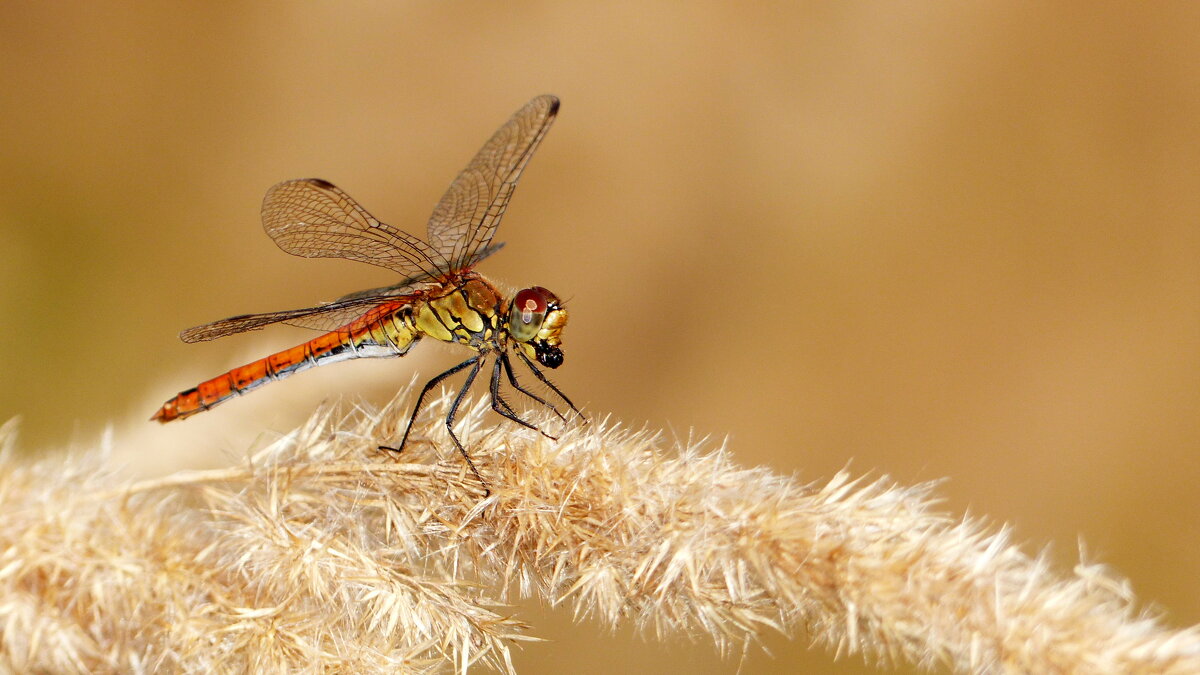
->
(508, 286, 568, 369)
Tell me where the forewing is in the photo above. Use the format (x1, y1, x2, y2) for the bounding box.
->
(263, 178, 446, 279)
(179, 244, 507, 342)
(333, 242, 506, 304)
(179, 294, 412, 343)
(426, 95, 559, 273)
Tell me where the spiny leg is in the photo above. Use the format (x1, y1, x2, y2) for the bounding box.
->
(515, 350, 587, 423)
(381, 355, 478, 455)
(490, 356, 558, 440)
(443, 355, 489, 493)
(488, 357, 530, 423)
(501, 351, 567, 422)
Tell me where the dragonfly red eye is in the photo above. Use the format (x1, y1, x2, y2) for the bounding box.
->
(509, 288, 549, 341)
(517, 288, 547, 321)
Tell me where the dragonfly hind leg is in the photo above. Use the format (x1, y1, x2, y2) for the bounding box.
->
(381, 354, 490, 494)
(442, 355, 489, 494)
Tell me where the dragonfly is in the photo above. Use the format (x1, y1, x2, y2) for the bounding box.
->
(153, 94, 581, 492)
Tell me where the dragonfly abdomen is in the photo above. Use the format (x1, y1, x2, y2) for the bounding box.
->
(152, 310, 418, 422)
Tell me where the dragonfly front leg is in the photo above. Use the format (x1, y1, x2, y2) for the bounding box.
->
(514, 350, 587, 424)
(489, 356, 558, 440)
(500, 350, 567, 423)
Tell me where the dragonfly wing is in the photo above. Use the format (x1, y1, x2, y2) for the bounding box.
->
(179, 293, 415, 342)
(181, 243, 507, 342)
(263, 178, 447, 279)
(280, 303, 401, 332)
(426, 95, 558, 273)
(332, 242, 506, 304)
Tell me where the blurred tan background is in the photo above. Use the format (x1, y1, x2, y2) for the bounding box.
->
(1, 3, 1197, 672)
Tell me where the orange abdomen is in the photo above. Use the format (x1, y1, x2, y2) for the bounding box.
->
(153, 308, 416, 422)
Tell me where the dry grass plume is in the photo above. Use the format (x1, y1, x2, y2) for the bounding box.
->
(0, 392, 1196, 673)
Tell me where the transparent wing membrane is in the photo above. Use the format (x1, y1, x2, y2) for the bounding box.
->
(332, 242, 505, 304)
(181, 95, 557, 343)
(179, 293, 415, 342)
(262, 178, 446, 278)
(426, 95, 558, 272)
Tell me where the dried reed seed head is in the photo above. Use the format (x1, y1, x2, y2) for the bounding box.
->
(0, 392, 1196, 673)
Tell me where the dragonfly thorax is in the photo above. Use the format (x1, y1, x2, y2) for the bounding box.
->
(411, 275, 505, 350)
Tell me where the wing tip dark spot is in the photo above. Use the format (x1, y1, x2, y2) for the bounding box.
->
(542, 95, 560, 116)
(309, 178, 336, 189)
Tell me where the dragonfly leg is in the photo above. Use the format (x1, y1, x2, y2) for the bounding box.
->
(443, 355, 489, 494)
(501, 351, 567, 422)
(490, 356, 558, 440)
(515, 350, 587, 424)
(382, 355, 478, 455)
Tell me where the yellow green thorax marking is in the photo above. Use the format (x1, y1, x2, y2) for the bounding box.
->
(412, 276, 504, 349)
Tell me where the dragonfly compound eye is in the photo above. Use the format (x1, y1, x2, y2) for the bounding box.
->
(509, 287, 549, 341)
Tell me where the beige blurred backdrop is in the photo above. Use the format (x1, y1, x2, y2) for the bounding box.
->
(2, 3, 1198, 673)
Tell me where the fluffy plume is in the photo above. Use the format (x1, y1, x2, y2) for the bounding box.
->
(0, 394, 1196, 673)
